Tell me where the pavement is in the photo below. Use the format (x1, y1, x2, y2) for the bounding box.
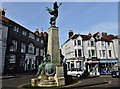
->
(1, 72, 36, 80)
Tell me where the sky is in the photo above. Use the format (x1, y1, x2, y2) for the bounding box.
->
(2, 2, 118, 46)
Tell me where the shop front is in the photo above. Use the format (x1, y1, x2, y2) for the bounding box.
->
(99, 59, 118, 75)
(86, 58, 100, 75)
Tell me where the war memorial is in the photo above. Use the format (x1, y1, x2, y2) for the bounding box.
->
(31, 2, 65, 87)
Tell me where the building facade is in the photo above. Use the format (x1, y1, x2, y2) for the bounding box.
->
(61, 31, 119, 75)
(0, 9, 46, 74)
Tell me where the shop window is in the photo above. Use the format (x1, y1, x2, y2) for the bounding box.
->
(67, 62, 70, 70)
(71, 63, 74, 70)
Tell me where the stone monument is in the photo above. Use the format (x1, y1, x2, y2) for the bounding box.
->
(46, 2, 65, 86)
(31, 2, 65, 87)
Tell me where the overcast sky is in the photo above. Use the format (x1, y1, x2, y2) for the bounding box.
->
(2, 2, 118, 46)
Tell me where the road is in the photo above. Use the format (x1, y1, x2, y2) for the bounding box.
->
(1, 74, 120, 89)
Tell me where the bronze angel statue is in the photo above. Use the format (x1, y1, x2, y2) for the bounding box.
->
(46, 2, 62, 27)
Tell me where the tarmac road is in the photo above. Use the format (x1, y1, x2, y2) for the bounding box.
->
(1, 74, 120, 89)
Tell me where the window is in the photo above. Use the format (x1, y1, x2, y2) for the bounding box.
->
(29, 33, 35, 39)
(91, 50, 95, 56)
(101, 41, 105, 46)
(40, 49, 43, 56)
(67, 62, 70, 70)
(78, 49, 82, 57)
(75, 49, 77, 57)
(102, 50, 105, 57)
(74, 40, 76, 46)
(109, 50, 112, 57)
(9, 55, 16, 63)
(76, 61, 81, 70)
(21, 43, 26, 53)
(36, 48, 39, 55)
(77, 40, 81, 46)
(28, 43, 34, 54)
(41, 40, 44, 43)
(91, 41, 94, 46)
(71, 63, 74, 70)
(13, 26, 19, 32)
(36, 37, 40, 41)
(88, 50, 91, 57)
(10, 40, 17, 51)
(22, 30, 27, 36)
(20, 55, 25, 66)
(88, 41, 90, 46)
(99, 50, 102, 57)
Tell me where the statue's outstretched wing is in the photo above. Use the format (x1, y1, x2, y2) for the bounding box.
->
(46, 7, 54, 15)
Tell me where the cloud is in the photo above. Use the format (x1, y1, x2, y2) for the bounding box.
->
(90, 22, 118, 35)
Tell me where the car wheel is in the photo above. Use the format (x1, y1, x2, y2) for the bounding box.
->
(77, 74, 81, 78)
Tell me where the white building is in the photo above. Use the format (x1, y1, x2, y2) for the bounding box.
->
(61, 31, 119, 75)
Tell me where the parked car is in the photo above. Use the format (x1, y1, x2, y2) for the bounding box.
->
(111, 69, 120, 78)
(67, 68, 84, 78)
(111, 64, 120, 78)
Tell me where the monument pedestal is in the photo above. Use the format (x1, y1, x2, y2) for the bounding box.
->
(54, 65, 65, 86)
(47, 27, 65, 86)
(47, 27, 61, 65)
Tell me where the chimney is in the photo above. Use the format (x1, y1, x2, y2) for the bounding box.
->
(102, 32, 107, 37)
(68, 30, 74, 38)
(0, 8, 5, 16)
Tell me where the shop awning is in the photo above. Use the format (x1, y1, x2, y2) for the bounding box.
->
(100, 59, 118, 63)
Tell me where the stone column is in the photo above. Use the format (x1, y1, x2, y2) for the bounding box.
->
(47, 27, 60, 66)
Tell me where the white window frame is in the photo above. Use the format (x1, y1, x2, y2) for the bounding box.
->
(10, 40, 17, 52)
(29, 33, 35, 39)
(9, 55, 16, 63)
(28, 43, 34, 54)
(36, 47, 39, 55)
(22, 30, 27, 36)
(21, 43, 26, 53)
(13, 26, 19, 32)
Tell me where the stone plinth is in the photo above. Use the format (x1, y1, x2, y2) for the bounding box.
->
(47, 27, 60, 65)
(54, 65, 65, 86)
(31, 78, 39, 87)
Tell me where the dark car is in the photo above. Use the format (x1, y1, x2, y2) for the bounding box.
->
(111, 69, 120, 78)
